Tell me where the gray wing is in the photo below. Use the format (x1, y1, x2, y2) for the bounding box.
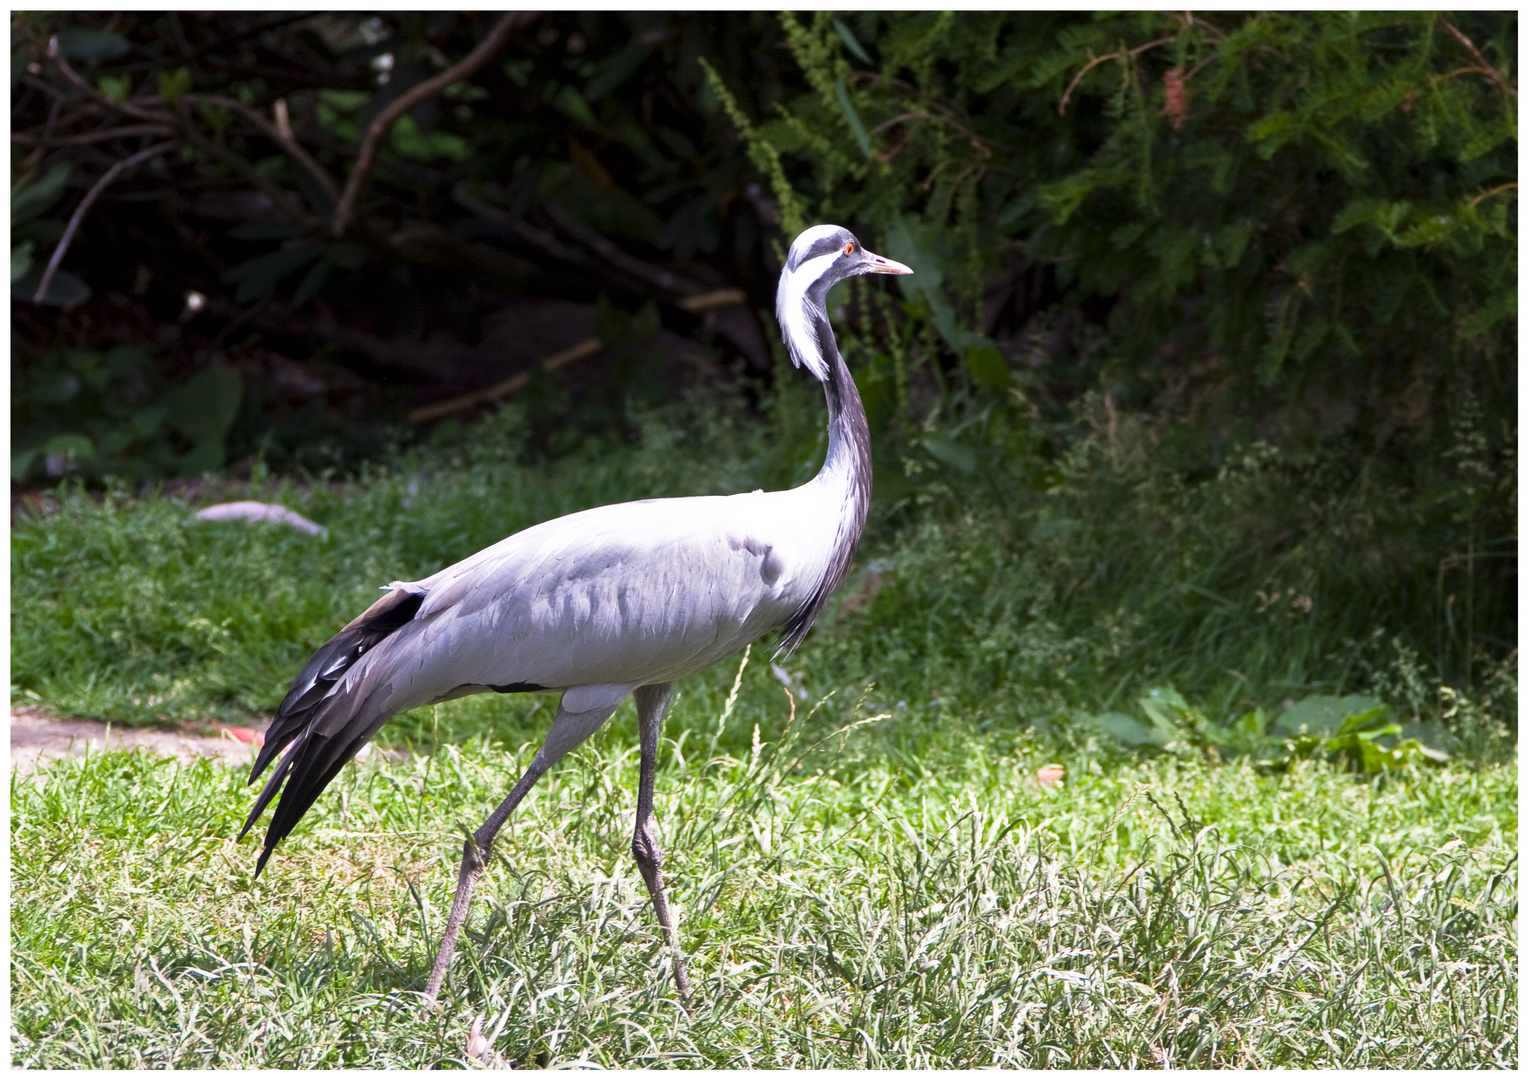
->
(369, 490, 820, 706)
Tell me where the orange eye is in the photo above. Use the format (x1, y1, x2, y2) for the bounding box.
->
(844, 242, 854, 255)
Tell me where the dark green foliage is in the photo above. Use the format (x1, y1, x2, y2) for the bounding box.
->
(11, 345, 244, 481)
(706, 10, 1515, 696)
(10, 12, 802, 480)
(719, 13, 1515, 406)
(13, 385, 1516, 762)
(1088, 688, 1452, 772)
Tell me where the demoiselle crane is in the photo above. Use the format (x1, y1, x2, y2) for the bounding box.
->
(240, 224, 912, 1005)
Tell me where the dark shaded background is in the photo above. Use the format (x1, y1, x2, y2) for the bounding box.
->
(13, 12, 809, 476)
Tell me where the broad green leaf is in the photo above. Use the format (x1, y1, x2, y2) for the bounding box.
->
(922, 432, 976, 474)
(834, 79, 873, 158)
(543, 163, 663, 246)
(290, 259, 332, 308)
(12, 163, 73, 225)
(552, 84, 598, 128)
(98, 73, 132, 102)
(42, 432, 95, 459)
(390, 114, 471, 162)
(162, 367, 244, 448)
(104, 344, 151, 377)
(1272, 694, 1387, 738)
(833, 17, 874, 65)
(56, 27, 130, 62)
(221, 247, 321, 302)
(1092, 711, 1158, 747)
(11, 267, 91, 308)
(964, 345, 1010, 390)
(157, 65, 192, 104)
(12, 239, 35, 283)
(26, 370, 81, 405)
(10, 447, 37, 482)
(586, 41, 654, 102)
(885, 213, 987, 356)
(129, 405, 168, 438)
(1139, 687, 1204, 739)
(174, 438, 228, 477)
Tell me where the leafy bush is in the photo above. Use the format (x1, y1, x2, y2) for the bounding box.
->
(716, 12, 1515, 414)
(10, 12, 807, 480)
(11, 345, 244, 482)
(707, 10, 1515, 697)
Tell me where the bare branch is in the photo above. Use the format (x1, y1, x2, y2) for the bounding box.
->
(1469, 182, 1517, 209)
(174, 120, 313, 224)
(406, 286, 744, 426)
(408, 338, 604, 425)
(46, 37, 314, 224)
(1058, 37, 1174, 116)
(332, 12, 536, 236)
(676, 289, 746, 312)
(849, 72, 1004, 154)
(183, 92, 339, 202)
(19, 72, 74, 101)
(13, 124, 177, 146)
(1059, 51, 1120, 116)
(46, 38, 169, 124)
(453, 183, 585, 261)
(32, 140, 178, 305)
(1439, 15, 1515, 98)
(537, 198, 713, 297)
(41, 94, 64, 141)
(868, 111, 927, 136)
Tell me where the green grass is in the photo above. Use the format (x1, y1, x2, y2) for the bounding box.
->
(12, 687, 1516, 1068)
(11, 386, 1517, 1065)
(11, 386, 1515, 760)
(10, 396, 815, 730)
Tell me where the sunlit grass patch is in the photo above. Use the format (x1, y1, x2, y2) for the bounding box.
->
(12, 720, 1515, 1068)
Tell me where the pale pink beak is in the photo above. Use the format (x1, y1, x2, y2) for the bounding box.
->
(862, 249, 913, 275)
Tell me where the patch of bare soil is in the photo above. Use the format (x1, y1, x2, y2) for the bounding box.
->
(9, 706, 271, 778)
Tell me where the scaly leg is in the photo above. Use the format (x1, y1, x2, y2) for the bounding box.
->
(422, 691, 622, 1006)
(421, 761, 544, 1006)
(631, 683, 692, 999)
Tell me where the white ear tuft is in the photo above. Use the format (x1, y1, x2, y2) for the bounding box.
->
(776, 268, 828, 380)
(776, 257, 843, 380)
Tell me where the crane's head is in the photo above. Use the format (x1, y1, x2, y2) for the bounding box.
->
(776, 224, 912, 380)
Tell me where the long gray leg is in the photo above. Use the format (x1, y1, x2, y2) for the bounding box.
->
(422, 693, 622, 1006)
(631, 683, 692, 999)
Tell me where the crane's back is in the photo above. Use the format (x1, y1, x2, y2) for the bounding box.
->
(371, 481, 846, 707)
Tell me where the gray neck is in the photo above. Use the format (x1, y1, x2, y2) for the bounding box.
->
(777, 300, 872, 652)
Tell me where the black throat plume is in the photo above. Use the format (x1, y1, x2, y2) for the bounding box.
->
(777, 303, 871, 653)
